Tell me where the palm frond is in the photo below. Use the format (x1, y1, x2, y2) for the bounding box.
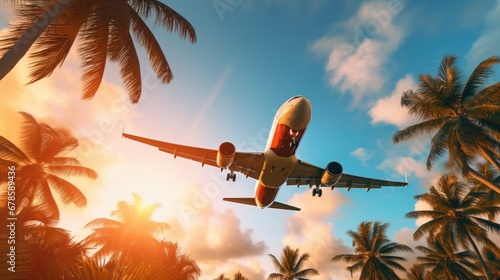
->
(27, 3, 86, 83)
(437, 55, 463, 96)
(393, 118, 448, 144)
(84, 217, 124, 229)
(105, 0, 130, 61)
(0, 135, 30, 164)
(33, 180, 61, 220)
(401, 89, 456, 120)
(45, 165, 97, 179)
(117, 34, 142, 103)
(462, 56, 500, 103)
(19, 112, 42, 160)
(129, 0, 196, 43)
(129, 6, 172, 83)
(78, 4, 109, 100)
(467, 82, 500, 108)
(45, 174, 87, 207)
(46, 156, 80, 166)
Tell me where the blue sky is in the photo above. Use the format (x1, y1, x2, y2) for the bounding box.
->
(1, 0, 500, 279)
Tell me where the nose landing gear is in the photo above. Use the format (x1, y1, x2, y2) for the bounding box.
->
(289, 129, 299, 148)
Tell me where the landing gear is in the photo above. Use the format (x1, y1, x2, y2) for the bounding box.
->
(312, 188, 322, 197)
(289, 129, 299, 148)
(226, 172, 236, 182)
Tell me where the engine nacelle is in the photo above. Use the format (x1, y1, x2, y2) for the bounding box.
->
(216, 142, 236, 168)
(320, 161, 343, 186)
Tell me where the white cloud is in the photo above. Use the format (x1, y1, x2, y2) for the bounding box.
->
(310, 1, 407, 105)
(350, 147, 372, 164)
(369, 74, 419, 128)
(376, 156, 441, 190)
(466, 0, 500, 65)
(377, 157, 425, 178)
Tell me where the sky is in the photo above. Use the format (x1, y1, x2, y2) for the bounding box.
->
(1, 0, 500, 279)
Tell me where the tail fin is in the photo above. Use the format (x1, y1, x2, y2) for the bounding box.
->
(223, 197, 300, 211)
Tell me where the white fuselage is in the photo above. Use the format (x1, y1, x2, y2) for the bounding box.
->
(253, 96, 312, 208)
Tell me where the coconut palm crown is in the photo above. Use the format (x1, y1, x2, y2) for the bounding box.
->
(0, 0, 197, 103)
(393, 55, 500, 193)
(332, 221, 413, 280)
(267, 245, 319, 280)
(0, 112, 97, 221)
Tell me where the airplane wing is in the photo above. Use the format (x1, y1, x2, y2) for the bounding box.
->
(286, 160, 407, 191)
(122, 133, 264, 180)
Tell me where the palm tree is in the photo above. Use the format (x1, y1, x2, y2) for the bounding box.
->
(0, 226, 85, 279)
(331, 221, 413, 280)
(234, 271, 249, 280)
(268, 245, 319, 280)
(392, 56, 500, 193)
(69, 255, 180, 280)
(416, 238, 480, 280)
(0, 112, 97, 221)
(405, 264, 430, 280)
(0, 0, 196, 103)
(214, 274, 230, 280)
(161, 241, 200, 280)
(83, 193, 170, 262)
(406, 174, 500, 280)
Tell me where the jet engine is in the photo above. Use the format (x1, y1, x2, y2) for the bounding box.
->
(216, 142, 236, 168)
(320, 161, 343, 186)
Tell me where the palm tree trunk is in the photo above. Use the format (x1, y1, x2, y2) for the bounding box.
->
(466, 167, 500, 194)
(0, 0, 72, 80)
(479, 146, 500, 172)
(464, 229, 493, 280)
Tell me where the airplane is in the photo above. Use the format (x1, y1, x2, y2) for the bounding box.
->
(123, 96, 407, 211)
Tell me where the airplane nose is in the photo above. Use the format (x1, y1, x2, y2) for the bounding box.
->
(295, 97, 311, 110)
(291, 97, 311, 116)
(285, 96, 311, 129)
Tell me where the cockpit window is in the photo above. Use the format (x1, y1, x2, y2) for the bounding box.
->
(286, 95, 303, 103)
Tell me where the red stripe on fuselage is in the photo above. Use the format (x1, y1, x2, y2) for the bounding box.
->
(270, 123, 305, 157)
(255, 183, 279, 207)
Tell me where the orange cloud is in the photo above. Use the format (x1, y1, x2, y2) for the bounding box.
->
(281, 191, 354, 280)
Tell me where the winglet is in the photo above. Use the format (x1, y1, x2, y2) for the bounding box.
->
(122, 126, 125, 138)
(404, 173, 408, 187)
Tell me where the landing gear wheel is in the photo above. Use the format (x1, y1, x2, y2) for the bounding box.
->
(318, 189, 323, 197)
(312, 188, 317, 197)
(227, 173, 236, 182)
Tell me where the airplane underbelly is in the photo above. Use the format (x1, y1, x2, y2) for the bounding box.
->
(255, 183, 279, 208)
(259, 150, 298, 187)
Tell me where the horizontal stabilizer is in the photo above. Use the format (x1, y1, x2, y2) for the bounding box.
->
(223, 198, 300, 211)
(268, 201, 301, 211)
(223, 197, 257, 206)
